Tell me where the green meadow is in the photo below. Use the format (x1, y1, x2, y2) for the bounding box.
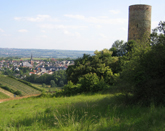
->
(0, 93, 164, 131)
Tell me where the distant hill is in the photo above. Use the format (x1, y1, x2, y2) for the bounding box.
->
(0, 76, 41, 96)
(0, 48, 94, 58)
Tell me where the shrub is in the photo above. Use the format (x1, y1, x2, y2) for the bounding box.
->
(132, 44, 165, 105)
(59, 80, 64, 87)
(42, 83, 46, 88)
(14, 90, 22, 96)
(50, 80, 56, 87)
(118, 43, 165, 105)
(78, 73, 99, 92)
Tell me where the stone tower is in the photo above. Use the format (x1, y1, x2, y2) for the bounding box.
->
(128, 4, 152, 41)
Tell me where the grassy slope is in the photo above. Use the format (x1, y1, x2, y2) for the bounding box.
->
(0, 76, 41, 95)
(0, 92, 10, 99)
(32, 83, 62, 92)
(0, 88, 14, 98)
(0, 93, 164, 131)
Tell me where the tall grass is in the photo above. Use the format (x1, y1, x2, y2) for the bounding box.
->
(0, 93, 164, 131)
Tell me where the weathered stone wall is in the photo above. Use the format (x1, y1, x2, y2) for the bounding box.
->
(128, 4, 152, 41)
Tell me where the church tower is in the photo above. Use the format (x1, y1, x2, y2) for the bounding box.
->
(30, 53, 34, 65)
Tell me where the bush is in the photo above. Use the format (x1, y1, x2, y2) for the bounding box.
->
(50, 80, 56, 87)
(59, 80, 64, 87)
(14, 90, 22, 96)
(132, 44, 165, 105)
(42, 83, 46, 88)
(118, 43, 165, 105)
(78, 73, 100, 92)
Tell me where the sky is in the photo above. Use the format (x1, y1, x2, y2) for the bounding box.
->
(0, 0, 165, 51)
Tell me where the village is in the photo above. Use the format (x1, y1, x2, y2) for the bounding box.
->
(0, 54, 74, 78)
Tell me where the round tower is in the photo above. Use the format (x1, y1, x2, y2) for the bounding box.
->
(128, 4, 152, 41)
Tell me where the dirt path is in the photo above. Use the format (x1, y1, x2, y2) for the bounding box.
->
(0, 88, 14, 98)
(0, 94, 41, 103)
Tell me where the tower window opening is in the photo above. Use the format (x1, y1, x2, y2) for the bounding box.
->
(137, 24, 138, 28)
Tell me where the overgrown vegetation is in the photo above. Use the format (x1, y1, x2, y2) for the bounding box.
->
(0, 93, 164, 130)
(117, 21, 165, 105)
(60, 21, 165, 106)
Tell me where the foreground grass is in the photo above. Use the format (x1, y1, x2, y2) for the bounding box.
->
(0, 92, 10, 99)
(0, 93, 164, 131)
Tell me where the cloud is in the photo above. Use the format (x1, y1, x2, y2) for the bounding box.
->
(63, 30, 81, 37)
(14, 15, 59, 22)
(75, 32, 81, 37)
(95, 25, 102, 29)
(41, 30, 46, 33)
(64, 14, 127, 24)
(14, 17, 22, 21)
(109, 10, 120, 14)
(87, 17, 126, 24)
(0, 28, 4, 32)
(18, 29, 28, 32)
(63, 30, 73, 36)
(99, 33, 107, 38)
(26, 15, 50, 22)
(64, 14, 85, 20)
(39, 24, 88, 30)
(41, 35, 48, 38)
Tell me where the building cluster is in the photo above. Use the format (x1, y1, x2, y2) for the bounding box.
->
(0, 55, 74, 76)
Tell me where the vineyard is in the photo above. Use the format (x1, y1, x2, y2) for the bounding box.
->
(0, 92, 10, 99)
(0, 76, 41, 96)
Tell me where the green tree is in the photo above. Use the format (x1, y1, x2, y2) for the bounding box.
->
(42, 83, 46, 88)
(117, 21, 165, 105)
(66, 49, 120, 92)
(78, 73, 100, 92)
(59, 80, 64, 87)
(109, 40, 126, 56)
(150, 21, 165, 46)
(50, 80, 56, 87)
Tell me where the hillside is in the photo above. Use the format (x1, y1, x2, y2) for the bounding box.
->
(0, 88, 14, 98)
(0, 92, 10, 99)
(0, 76, 41, 96)
(0, 93, 164, 130)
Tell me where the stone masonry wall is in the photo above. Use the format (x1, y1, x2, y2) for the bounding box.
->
(128, 4, 152, 41)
